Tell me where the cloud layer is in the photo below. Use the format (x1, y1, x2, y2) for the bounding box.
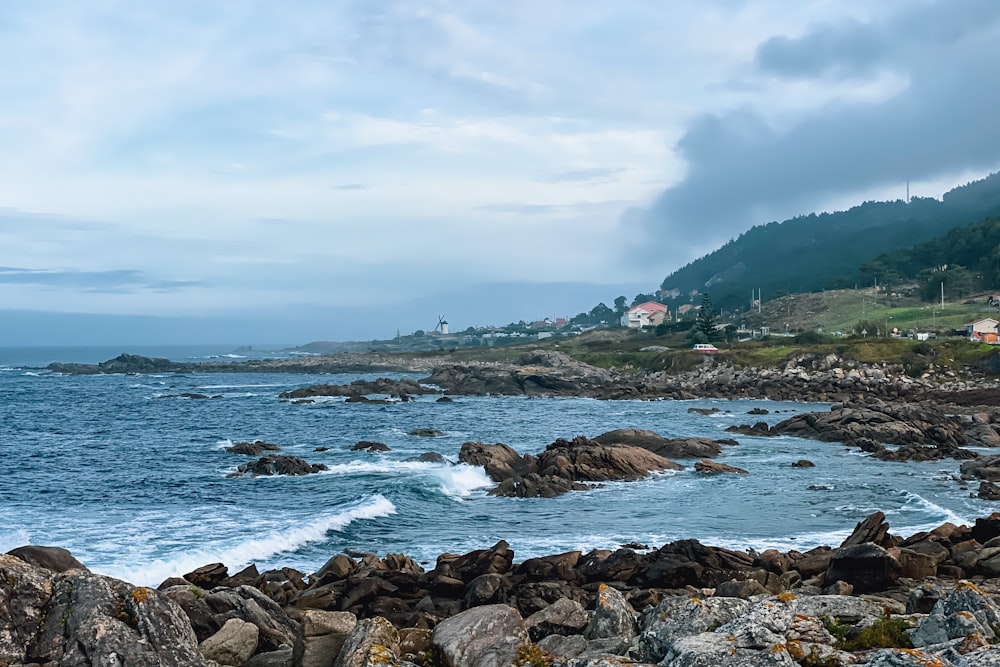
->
(0, 1, 997, 342)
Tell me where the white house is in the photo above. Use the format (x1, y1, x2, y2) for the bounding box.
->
(965, 318, 1000, 341)
(621, 302, 670, 329)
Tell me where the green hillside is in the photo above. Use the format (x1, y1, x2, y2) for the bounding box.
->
(658, 172, 1000, 314)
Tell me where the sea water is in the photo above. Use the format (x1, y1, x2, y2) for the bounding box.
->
(0, 346, 988, 586)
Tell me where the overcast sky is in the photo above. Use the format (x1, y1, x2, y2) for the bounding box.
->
(1, 0, 998, 345)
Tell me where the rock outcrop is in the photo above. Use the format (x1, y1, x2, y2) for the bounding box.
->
(458, 437, 682, 498)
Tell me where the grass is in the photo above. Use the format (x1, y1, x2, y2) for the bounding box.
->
(836, 615, 914, 651)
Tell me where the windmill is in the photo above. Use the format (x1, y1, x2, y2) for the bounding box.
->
(434, 315, 449, 335)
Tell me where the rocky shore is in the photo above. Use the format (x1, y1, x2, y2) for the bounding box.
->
(48, 349, 1000, 409)
(8, 512, 1000, 666)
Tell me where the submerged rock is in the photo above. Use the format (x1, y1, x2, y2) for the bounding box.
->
(229, 455, 329, 477)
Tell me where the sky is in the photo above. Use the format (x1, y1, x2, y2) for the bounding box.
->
(1, 0, 998, 345)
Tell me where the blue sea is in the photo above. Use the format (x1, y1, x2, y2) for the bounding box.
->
(0, 345, 989, 586)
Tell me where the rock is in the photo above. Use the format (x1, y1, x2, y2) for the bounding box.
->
(747, 408, 770, 415)
(694, 459, 749, 474)
(280, 378, 436, 400)
(826, 543, 900, 592)
(433, 540, 514, 583)
(432, 604, 528, 667)
(185, 562, 229, 588)
(163, 585, 221, 642)
(524, 598, 590, 642)
(980, 481, 1000, 500)
(28, 568, 213, 666)
(226, 440, 282, 455)
(840, 511, 892, 548)
(245, 647, 294, 667)
(535, 633, 589, 659)
(461, 437, 682, 498)
(464, 573, 506, 607)
(334, 616, 399, 667)
(714, 579, 769, 598)
(408, 452, 451, 464)
(637, 596, 751, 663)
(887, 547, 937, 579)
(6, 545, 89, 572)
(584, 583, 637, 641)
(791, 459, 815, 468)
(202, 585, 299, 652)
(199, 617, 259, 666)
(351, 441, 391, 452)
(230, 454, 329, 477)
(911, 580, 1000, 648)
(660, 631, 797, 667)
(294, 610, 358, 667)
(0, 554, 55, 666)
(716, 595, 797, 649)
(972, 513, 1000, 543)
(592, 428, 732, 458)
(687, 407, 721, 415)
(409, 429, 445, 437)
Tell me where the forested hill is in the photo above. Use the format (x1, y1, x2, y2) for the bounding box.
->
(658, 172, 1000, 312)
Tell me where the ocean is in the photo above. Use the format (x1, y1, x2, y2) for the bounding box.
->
(0, 345, 987, 587)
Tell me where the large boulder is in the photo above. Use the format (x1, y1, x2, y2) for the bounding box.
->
(592, 428, 734, 458)
(199, 617, 259, 666)
(6, 545, 89, 572)
(432, 604, 528, 667)
(14, 563, 213, 666)
(294, 610, 358, 667)
(333, 616, 399, 667)
(825, 543, 901, 593)
(583, 583, 637, 642)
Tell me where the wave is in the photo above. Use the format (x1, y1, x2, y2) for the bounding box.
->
(898, 490, 970, 528)
(197, 383, 286, 390)
(97, 495, 396, 586)
(431, 464, 494, 499)
(0, 528, 33, 553)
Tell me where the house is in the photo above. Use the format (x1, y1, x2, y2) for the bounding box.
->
(965, 318, 1000, 341)
(621, 301, 670, 329)
(676, 303, 698, 317)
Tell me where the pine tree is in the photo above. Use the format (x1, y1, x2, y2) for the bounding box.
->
(695, 293, 721, 341)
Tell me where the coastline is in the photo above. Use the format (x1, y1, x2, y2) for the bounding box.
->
(7, 510, 1000, 666)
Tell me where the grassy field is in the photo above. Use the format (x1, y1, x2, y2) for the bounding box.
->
(756, 287, 998, 335)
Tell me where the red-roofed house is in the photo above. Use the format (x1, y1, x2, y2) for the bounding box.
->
(622, 302, 670, 329)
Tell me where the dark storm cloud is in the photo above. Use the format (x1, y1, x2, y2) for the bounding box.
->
(640, 0, 1000, 265)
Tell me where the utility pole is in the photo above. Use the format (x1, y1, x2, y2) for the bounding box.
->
(941, 282, 945, 310)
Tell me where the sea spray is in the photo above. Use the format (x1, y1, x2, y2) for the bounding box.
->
(98, 495, 396, 586)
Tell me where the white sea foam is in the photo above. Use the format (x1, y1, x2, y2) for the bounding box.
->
(900, 491, 969, 527)
(433, 464, 494, 498)
(197, 383, 286, 390)
(97, 495, 396, 586)
(0, 528, 33, 553)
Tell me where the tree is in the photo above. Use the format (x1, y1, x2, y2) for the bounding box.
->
(589, 302, 614, 324)
(694, 293, 721, 342)
(613, 296, 628, 323)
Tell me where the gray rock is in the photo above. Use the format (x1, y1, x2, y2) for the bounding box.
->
(29, 568, 212, 666)
(637, 596, 750, 663)
(795, 594, 892, 624)
(911, 581, 1000, 647)
(716, 596, 797, 649)
(432, 604, 528, 667)
(583, 583, 637, 641)
(294, 610, 357, 667)
(863, 648, 961, 666)
(0, 554, 54, 666)
(536, 633, 588, 658)
(660, 632, 797, 666)
(334, 616, 400, 667)
(199, 617, 260, 666)
(525, 598, 590, 641)
(245, 647, 294, 667)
